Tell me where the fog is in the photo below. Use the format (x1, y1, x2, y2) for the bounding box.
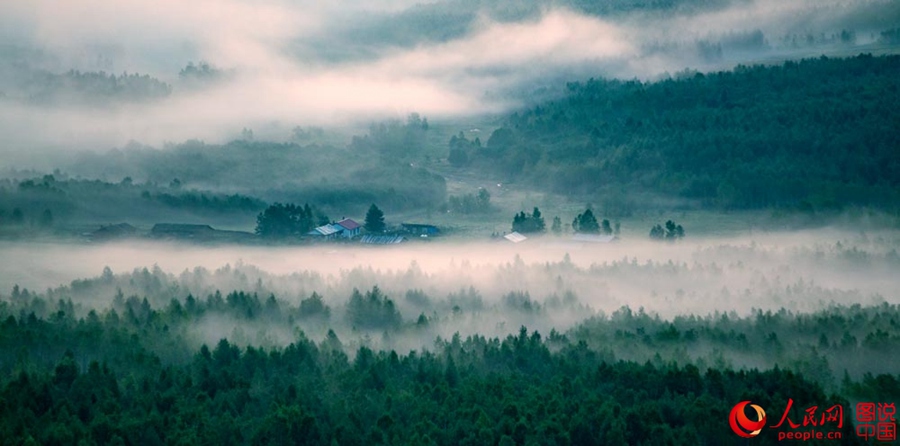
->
(1, 0, 898, 162)
(2, 228, 896, 344)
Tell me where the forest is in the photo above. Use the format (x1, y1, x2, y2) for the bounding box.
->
(455, 54, 900, 212)
(0, 268, 896, 445)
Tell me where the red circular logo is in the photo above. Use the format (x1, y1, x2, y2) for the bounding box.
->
(730, 401, 767, 438)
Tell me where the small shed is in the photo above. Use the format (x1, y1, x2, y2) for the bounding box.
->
(504, 232, 527, 243)
(308, 224, 340, 238)
(360, 234, 406, 245)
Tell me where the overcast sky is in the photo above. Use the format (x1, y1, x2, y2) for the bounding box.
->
(0, 0, 897, 160)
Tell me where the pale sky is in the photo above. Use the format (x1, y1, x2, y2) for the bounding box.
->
(0, 0, 896, 156)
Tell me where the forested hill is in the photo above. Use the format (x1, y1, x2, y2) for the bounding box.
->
(462, 54, 900, 211)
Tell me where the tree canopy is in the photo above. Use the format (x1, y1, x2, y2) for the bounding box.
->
(364, 203, 386, 233)
(461, 54, 900, 212)
(572, 208, 600, 233)
(512, 207, 545, 233)
(650, 220, 685, 240)
(255, 203, 326, 239)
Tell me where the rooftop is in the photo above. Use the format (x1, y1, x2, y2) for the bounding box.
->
(336, 219, 360, 230)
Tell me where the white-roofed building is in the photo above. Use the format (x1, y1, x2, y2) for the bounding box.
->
(504, 232, 527, 243)
(309, 224, 340, 239)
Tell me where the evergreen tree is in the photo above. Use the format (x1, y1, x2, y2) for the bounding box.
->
(511, 207, 545, 233)
(650, 220, 685, 240)
(365, 204, 386, 233)
(255, 203, 323, 238)
(572, 209, 600, 233)
(531, 207, 545, 232)
(551, 216, 562, 235)
(601, 219, 612, 235)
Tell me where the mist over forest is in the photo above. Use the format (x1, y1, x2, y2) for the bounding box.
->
(1, 0, 899, 444)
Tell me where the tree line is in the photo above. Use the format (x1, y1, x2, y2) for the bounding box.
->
(510, 207, 624, 236)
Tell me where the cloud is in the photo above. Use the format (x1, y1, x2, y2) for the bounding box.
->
(0, 0, 896, 159)
(3, 0, 312, 72)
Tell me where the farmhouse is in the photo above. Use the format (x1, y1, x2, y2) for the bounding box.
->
(334, 218, 361, 238)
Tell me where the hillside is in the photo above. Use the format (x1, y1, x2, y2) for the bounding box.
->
(450, 54, 900, 212)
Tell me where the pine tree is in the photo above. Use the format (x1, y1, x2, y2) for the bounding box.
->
(573, 209, 600, 233)
(551, 216, 562, 234)
(365, 204, 386, 233)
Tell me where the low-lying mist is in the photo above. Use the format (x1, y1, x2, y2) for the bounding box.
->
(2, 228, 897, 386)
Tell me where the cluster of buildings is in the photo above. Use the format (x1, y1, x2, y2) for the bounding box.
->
(307, 218, 361, 239)
(89, 220, 441, 245)
(308, 219, 441, 245)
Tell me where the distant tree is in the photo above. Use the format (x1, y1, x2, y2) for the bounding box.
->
(179, 61, 225, 87)
(485, 128, 515, 158)
(666, 220, 685, 239)
(365, 204, 386, 233)
(448, 188, 491, 214)
(533, 207, 545, 231)
(512, 207, 545, 233)
(650, 224, 665, 240)
(601, 219, 612, 235)
(256, 203, 323, 239)
(551, 216, 562, 235)
(299, 292, 330, 318)
(346, 286, 401, 330)
(572, 209, 600, 233)
(650, 220, 684, 240)
(449, 131, 482, 167)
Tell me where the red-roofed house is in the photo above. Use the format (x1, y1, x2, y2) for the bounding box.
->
(335, 218, 361, 238)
